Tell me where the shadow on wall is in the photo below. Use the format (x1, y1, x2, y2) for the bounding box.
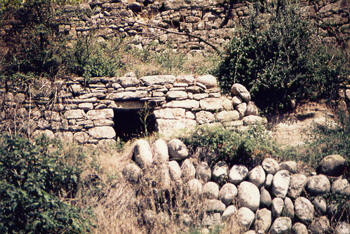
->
(113, 108, 157, 142)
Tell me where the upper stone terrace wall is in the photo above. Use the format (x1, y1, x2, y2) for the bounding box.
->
(0, 74, 265, 145)
(53, 0, 350, 53)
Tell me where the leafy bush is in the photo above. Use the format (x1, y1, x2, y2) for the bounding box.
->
(0, 135, 91, 233)
(64, 35, 124, 81)
(181, 125, 275, 168)
(213, 1, 349, 115)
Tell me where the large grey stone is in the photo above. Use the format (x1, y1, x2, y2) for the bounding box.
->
(279, 161, 297, 173)
(196, 161, 211, 182)
(237, 207, 255, 230)
(141, 75, 176, 85)
(168, 139, 189, 161)
(231, 83, 251, 102)
(64, 109, 85, 119)
(246, 101, 259, 116)
(295, 197, 314, 223)
(205, 199, 226, 213)
(153, 108, 185, 119)
(248, 165, 266, 187)
(222, 205, 237, 221)
(200, 98, 223, 111)
(122, 163, 142, 183)
(203, 181, 220, 199)
(88, 126, 116, 139)
(243, 115, 267, 125)
(86, 109, 113, 120)
(272, 197, 284, 218)
(318, 154, 346, 176)
(335, 222, 350, 234)
(292, 222, 308, 234)
(212, 161, 228, 184)
(229, 165, 249, 184)
(306, 174, 331, 195)
(196, 111, 215, 124)
(288, 173, 307, 198)
(270, 217, 292, 234)
(236, 102, 247, 117)
(202, 212, 221, 227)
(238, 181, 260, 211)
(313, 196, 327, 214)
(196, 74, 218, 88)
(260, 186, 272, 207)
(309, 216, 330, 234)
(262, 158, 280, 175)
(152, 139, 169, 163)
(216, 110, 240, 122)
(332, 178, 350, 195)
(186, 178, 202, 195)
(219, 183, 238, 206)
(164, 100, 199, 109)
(132, 139, 153, 168)
(255, 208, 272, 233)
(168, 161, 182, 181)
(181, 159, 196, 182)
(166, 91, 188, 99)
(283, 197, 294, 218)
(272, 170, 290, 198)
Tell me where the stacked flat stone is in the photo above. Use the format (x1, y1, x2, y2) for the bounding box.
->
(0, 74, 265, 145)
(42, 0, 350, 54)
(123, 141, 350, 233)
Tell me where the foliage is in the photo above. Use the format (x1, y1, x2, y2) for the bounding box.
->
(306, 111, 350, 180)
(0, 0, 69, 84)
(181, 125, 275, 168)
(0, 135, 91, 233)
(213, 1, 349, 115)
(64, 35, 125, 81)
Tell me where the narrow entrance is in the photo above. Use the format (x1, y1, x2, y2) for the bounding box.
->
(113, 108, 157, 142)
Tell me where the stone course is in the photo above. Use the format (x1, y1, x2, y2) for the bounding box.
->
(123, 138, 350, 233)
(0, 74, 265, 144)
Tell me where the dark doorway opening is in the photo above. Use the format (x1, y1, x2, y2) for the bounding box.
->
(113, 108, 157, 142)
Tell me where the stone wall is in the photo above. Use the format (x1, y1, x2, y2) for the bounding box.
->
(0, 73, 265, 145)
(123, 138, 350, 233)
(54, 0, 350, 53)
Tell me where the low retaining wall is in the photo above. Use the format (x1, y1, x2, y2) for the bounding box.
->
(0, 74, 265, 144)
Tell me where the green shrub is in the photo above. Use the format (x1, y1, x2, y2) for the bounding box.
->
(0, 135, 91, 233)
(181, 125, 275, 168)
(64, 35, 124, 81)
(213, 1, 349, 115)
(0, 0, 67, 84)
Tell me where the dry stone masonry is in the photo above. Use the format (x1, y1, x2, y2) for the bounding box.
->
(123, 139, 350, 233)
(0, 74, 265, 145)
(49, 0, 350, 53)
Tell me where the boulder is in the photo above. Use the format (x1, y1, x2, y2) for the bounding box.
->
(196, 74, 218, 88)
(196, 161, 211, 182)
(288, 173, 307, 198)
(246, 101, 259, 116)
(318, 154, 346, 176)
(272, 197, 284, 218)
(262, 158, 280, 175)
(260, 186, 272, 207)
(152, 139, 169, 163)
(168, 161, 182, 181)
(279, 161, 297, 173)
(181, 159, 196, 182)
(292, 222, 308, 234)
(203, 181, 220, 199)
(335, 222, 350, 234)
(205, 199, 226, 213)
(133, 139, 153, 168)
(332, 178, 350, 195)
(212, 161, 229, 184)
(122, 163, 142, 183)
(186, 179, 203, 195)
(313, 196, 327, 214)
(295, 197, 314, 223)
(272, 170, 290, 198)
(306, 174, 331, 195)
(248, 165, 266, 187)
(229, 165, 249, 184)
(222, 205, 237, 221)
(255, 208, 272, 233)
(88, 126, 116, 139)
(231, 83, 251, 102)
(265, 174, 274, 187)
(168, 139, 189, 161)
(238, 181, 260, 211)
(309, 216, 330, 234)
(270, 217, 292, 234)
(283, 197, 294, 218)
(219, 183, 238, 206)
(237, 207, 255, 230)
